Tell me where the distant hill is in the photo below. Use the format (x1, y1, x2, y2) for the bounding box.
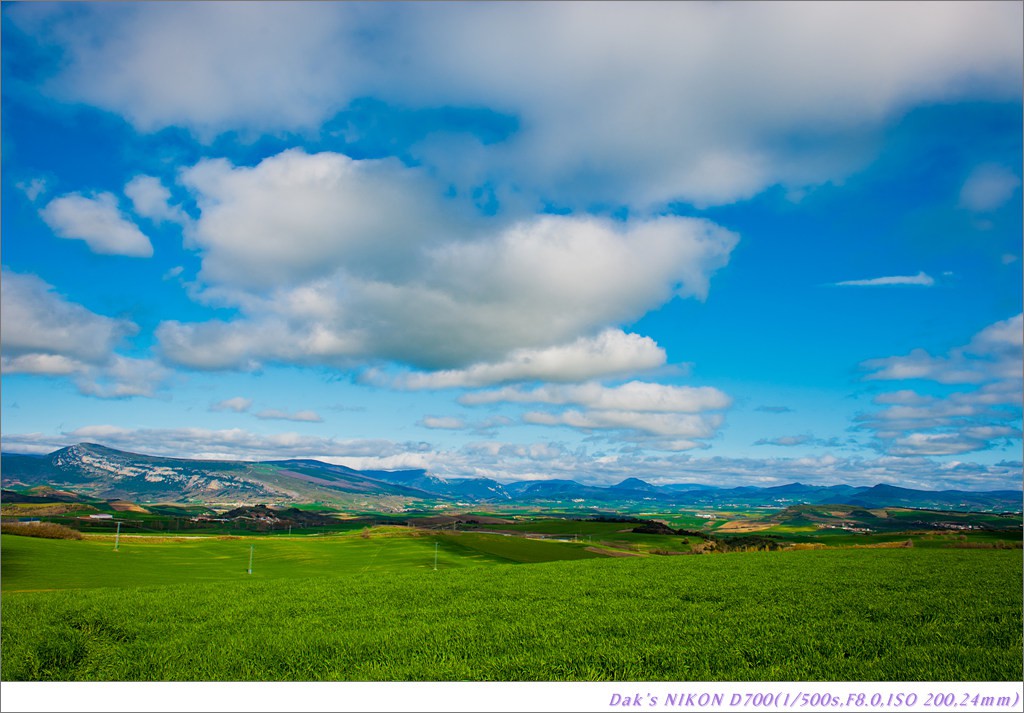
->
(842, 484, 1024, 511)
(611, 477, 660, 492)
(1, 444, 434, 505)
(364, 469, 511, 501)
(2, 443, 1021, 512)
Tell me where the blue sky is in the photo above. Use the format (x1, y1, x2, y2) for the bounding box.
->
(2, 2, 1021, 489)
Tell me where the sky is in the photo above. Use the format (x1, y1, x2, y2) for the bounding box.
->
(1, 1, 1022, 490)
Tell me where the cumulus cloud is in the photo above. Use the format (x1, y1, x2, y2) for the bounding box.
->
(1, 269, 133, 365)
(525, 409, 722, 445)
(210, 397, 253, 413)
(178, 149, 460, 291)
(461, 381, 731, 413)
(858, 315, 1022, 457)
(159, 149, 737, 374)
(1, 354, 84, 376)
(407, 1, 1022, 208)
(1, 353, 169, 399)
(124, 175, 189, 224)
(10, 2, 1020, 208)
(254, 409, 323, 423)
(382, 330, 666, 389)
(862, 313, 1022, 385)
(834, 271, 935, 287)
(13, 2, 369, 138)
(0, 269, 167, 397)
(860, 382, 1020, 433)
(460, 380, 731, 450)
(418, 416, 467, 430)
(885, 433, 995, 457)
(39, 192, 153, 257)
(73, 356, 171, 399)
(959, 163, 1022, 212)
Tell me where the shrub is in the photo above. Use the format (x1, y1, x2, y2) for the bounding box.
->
(0, 521, 83, 540)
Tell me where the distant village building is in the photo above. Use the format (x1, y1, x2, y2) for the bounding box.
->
(88, 513, 114, 519)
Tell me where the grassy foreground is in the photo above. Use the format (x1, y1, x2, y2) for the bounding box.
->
(2, 545, 1020, 682)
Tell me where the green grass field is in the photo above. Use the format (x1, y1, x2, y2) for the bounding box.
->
(1, 532, 1020, 682)
(0, 529, 600, 591)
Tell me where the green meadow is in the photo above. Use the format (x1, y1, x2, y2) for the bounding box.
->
(1, 531, 1020, 682)
(0, 529, 599, 591)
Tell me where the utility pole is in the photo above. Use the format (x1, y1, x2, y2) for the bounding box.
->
(247, 544, 254, 574)
(114, 521, 121, 551)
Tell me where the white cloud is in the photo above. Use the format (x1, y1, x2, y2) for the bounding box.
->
(159, 149, 737, 374)
(383, 330, 666, 389)
(254, 409, 323, 423)
(886, 433, 992, 457)
(967, 313, 1024, 359)
(461, 381, 731, 413)
(862, 314, 1022, 385)
(157, 319, 283, 371)
(862, 384, 1020, 433)
(862, 349, 987, 384)
(18, 177, 48, 202)
(178, 149, 460, 291)
(210, 397, 253, 413)
(418, 416, 467, 430)
(1, 354, 84, 376)
(12, 2, 1021, 208)
(0, 353, 169, 399)
(125, 175, 189, 224)
(872, 390, 936, 406)
(524, 409, 722, 442)
(0, 269, 168, 398)
(410, 1, 1021, 208)
(834, 271, 935, 287)
(858, 315, 1022, 457)
(54, 426, 428, 463)
(18, 3, 369, 139)
(959, 163, 1022, 212)
(74, 356, 171, 399)
(1, 269, 136, 365)
(39, 192, 153, 257)
(462, 380, 732, 450)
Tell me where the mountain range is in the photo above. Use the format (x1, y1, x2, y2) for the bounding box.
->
(1, 443, 1021, 512)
